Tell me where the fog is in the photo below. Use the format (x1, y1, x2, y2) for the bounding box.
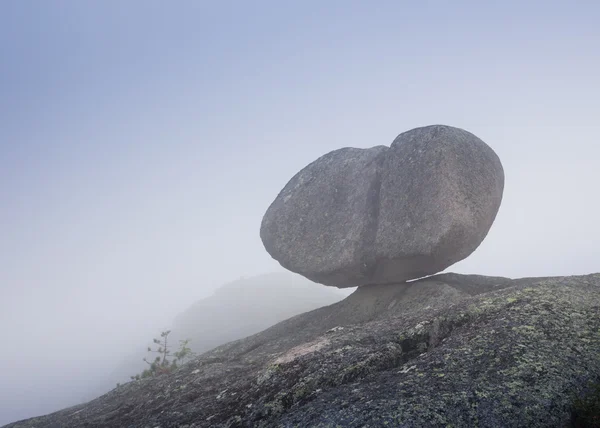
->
(1, 1, 599, 425)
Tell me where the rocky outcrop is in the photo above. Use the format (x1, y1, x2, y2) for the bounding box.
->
(261, 125, 504, 288)
(7, 273, 599, 428)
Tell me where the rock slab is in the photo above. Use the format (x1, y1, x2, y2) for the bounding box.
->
(261, 125, 505, 287)
(7, 273, 600, 428)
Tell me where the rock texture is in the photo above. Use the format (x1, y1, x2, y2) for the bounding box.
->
(6, 273, 600, 428)
(261, 125, 505, 287)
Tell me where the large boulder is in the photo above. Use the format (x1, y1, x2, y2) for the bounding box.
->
(261, 125, 504, 287)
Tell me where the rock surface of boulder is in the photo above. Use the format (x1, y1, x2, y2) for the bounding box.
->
(7, 273, 600, 428)
(260, 125, 505, 287)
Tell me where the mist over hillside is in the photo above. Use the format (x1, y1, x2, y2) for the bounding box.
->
(80, 272, 347, 403)
(170, 272, 348, 353)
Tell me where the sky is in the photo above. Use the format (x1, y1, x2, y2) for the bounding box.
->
(1, 0, 599, 424)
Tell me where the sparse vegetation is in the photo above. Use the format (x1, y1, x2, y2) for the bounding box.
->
(130, 330, 195, 381)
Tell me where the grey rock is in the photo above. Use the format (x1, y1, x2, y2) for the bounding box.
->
(261, 125, 504, 287)
(374, 125, 505, 283)
(7, 273, 600, 428)
(260, 146, 389, 287)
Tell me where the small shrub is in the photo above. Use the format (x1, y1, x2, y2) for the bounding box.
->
(130, 330, 195, 380)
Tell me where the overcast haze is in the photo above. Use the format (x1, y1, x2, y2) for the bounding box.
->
(1, 1, 599, 425)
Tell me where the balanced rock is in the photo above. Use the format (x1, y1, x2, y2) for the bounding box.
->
(260, 125, 504, 287)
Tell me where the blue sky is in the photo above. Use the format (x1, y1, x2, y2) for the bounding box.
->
(1, 0, 599, 424)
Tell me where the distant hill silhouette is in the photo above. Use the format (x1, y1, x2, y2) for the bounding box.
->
(170, 272, 347, 354)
